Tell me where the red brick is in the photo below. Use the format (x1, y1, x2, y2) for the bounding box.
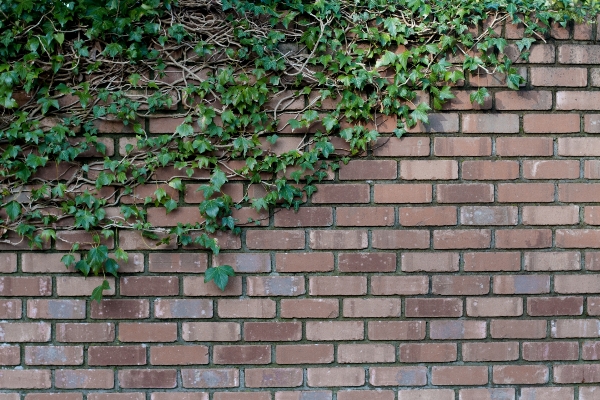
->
(369, 367, 426, 386)
(118, 369, 177, 389)
(245, 368, 303, 388)
(21, 253, 74, 273)
(339, 160, 397, 180)
(182, 322, 240, 342)
(495, 229, 552, 248)
(585, 114, 600, 133)
(406, 113, 459, 133)
(557, 229, 600, 248)
(492, 365, 549, 384)
(491, 319, 547, 339)
(0, 346, 19, 366)
(246, 230, 305, 249)
(432, 275, 489, 295)
(399, 343, 457, 363)
(557, 91, 600, 110)
(499, 183, 555, 203)
(583, 341, 600, 360)
(552, 319, 600, 338)
(27, 299, 86, 319)
(56, 230, 112, 250)
(120, 276, 178, 296)
(307, 367, 365, 387)
(119, 231, 176, 250)
(247, 276, 304, 297)
(309, 230, 367, 249)
(0, 370, 51, 389)
(56, 276, 115, 297)
(183, 276, 242, 296)
(555, 274, 600, 293)
(148, 253, 207, 273)
(88, 395, 145, 400)
(336, 206, 394, 226)
(431, 366, 487, 385)
(524, 251, 580, 271)
(585, 206, 600, 224)
(496, 137, 553, 156)
(0, 276, 51, 296)
(151, 394, 208, 400)
(275, 253, 334, 272)
(495, 91, 552, 110)
(523, 341, 579, 361)
(461, 206, 517, 225)
(367, 318, 427, 344)
(397, 390, 454, 400)
(0, 322, 50, 342)
(338, 344, 395, 363)
(493, 275, 550, 294)
(55, 369, 114, 389)
(462, 114, 519, 133)
(400, 160, 457, 180)
(429, 320, 486, 340)
(343, 298, 401, 318)
(371, 276, 428, 295)
(217, 299, 276, 318)
(587, 252, 600, 270)
(88, 345, 146, 366)
(277, 392, 333, 400)
(523, 160, 580, 179)
(276, 344, 334, 364)
(373, 137, 430, 157)
(559, 137, 600, 156)
(274, 207, 332, 227)
(527, 296, 583, 316)
(530, 67, 587, 87)
(309, 276, 366, 296)
(433, 229, 491, 249)
(559, 183, 600, 202)
(306, 321, 364, 341)
(312, 184, 369, 203)
(525, 205, 580, 225)
(442, 90, 492, 110)
(154, 299, 212, 319)
(149, 345, 208, 365)
(459, 388, 515, 400)
(280, 299, 339, 318)
(401, 252, 458, 272)
(213, 253, 270, 273)
(437, 184, 493, 203)
(118, 323, 177, 342)
(400, 206, 457, 226)
(520, 388, 574, 400)
(339, 253, 396, 273)
(0, 299, 21, 320)
(405, 298, 462, 318)
(244, 322, 302, 342)
(25, 345, 82, 365)
(462, 342, 519, 361)
(374, 183, 432, 203)
(181, 368, 239, 389)
(434, 137, 491, 156)
(56, 323, 114, 343)
(213, 345, 270, 364)
(581, 387, 600, 400)
(372, 230, 429, 249)
(463, 251, 520, 271)
(91, 299, 149, 319)
(462, 160, 518, 180)
(523, 113, 580, 134)
(466, 297, 523, 317)
(554, 364, 600, 384)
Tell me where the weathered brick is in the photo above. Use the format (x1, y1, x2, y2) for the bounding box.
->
(585, 114, 600, 133)
(339, 253, 396, 273)
(400, 160, 457, 180)
(437, 184, 493, 203)
(373, 137, 430, 157)
(368, 321, 425, 341)
(369, 367, 426, 386)
(275, 252, 334, 272)
(213, 345, 271, 364)
(552, 319, 600, 338)
(498, 183, 555, 203)
(520, 388, 574, 400)
(338, 344, 395, 363)
(434, 137, 491, 157)
(181, 368, 239, 388)
(559, 45, 600, 64)
(495, 229, 552, 248)
(148, 253, 207, 273)
(118, 369, 177, 389)
(277, 392, 333, 400)
(401, 252, 459, 272)
(523, 160, 580, 179)
(466, 297, 523, 317)
(55, 369, 114, 389)
(246, 230, 305, 249)
(213, 253, 270, 273)
(554, 364, 600, 384)
(462, 114, 519, 133)
(217, 299, 276, 318)
(245, 368, 303, 388)
(182, 322, 240, 342)
(0, 322, 50, 342)
(91, 299, 149, 319)
(400, 206, 457, 226)
(462, 342, 519, 361)
(372, 230, 429, 249)
(493, 275, 550, 294)
(280, 299, 339, 318)
(430, 320, 486, 340)
(307, 367, 365, 387)
(555, 274, 600, 293)
(275, 207, 333, 227)
(306, 321, 364, 341)
(524, 251, 581, 271)
(559, 137, 600, 156)
(559, 184, 600, 202)
(309, 276, 367, 296)
(523, 341, 579, 361)
(371, 276, 428, 295)
(343, 298, 401, 318)
(397, 390, 454, 400)
(312, 184, 369, 203)
(336, 207, 394, 226)
(433, 229, 491, 249)
(491, 319, 547, 339)
(530, 67, 587, 87)
(309, 230, 367, 249)
(431, 366, 488, 386)
(557, 91, 600, 110)
(0, 370, 51, 389)
(463, 252, 521, 271)
(0, 299, 21, 320)
(27, 299, 85, 319)
(244, 322, 302, 342)
(495, 91, 552, 110)
(405, 298, 462, 317)
(247, 276, 305, 297)
(183, 276, 242, 296)
(0, 346, 19, 366)
(25, 346, 83, 365)
(557, 229, 600, 248)
(0, 276, 51, 296)
(432, 275, 489, 295)
(118, 323, 177, 342)
(492, 365, 548, 385)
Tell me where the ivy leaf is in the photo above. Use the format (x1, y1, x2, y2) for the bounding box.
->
(410, 102, 431, 124)
(61, 254, 76, 268)
(470, 87, 490, 105)
(375, 50, 396, 68)
(204, 265, 235, 291)
(507, 73, 524, 90)
(210, 169, 227, 190)
(515, 37, 536, 52)
(91, 279, 111, 304)
(168, 178, 183, 191)
(164, 198, 178, 213)
(4, 201, 22, 221)
(104, 258, 119, 277)
(74, 260, 91, 276)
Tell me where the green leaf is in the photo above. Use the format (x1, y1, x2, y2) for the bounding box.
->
(375, 50, 396, 68)
(204, 265, 235, 291)
(61, 254, 76, 268)
(168, 178, 183, 191)
(164, 198, 178, 213)
(91, 279, 111, 304)
(410, 102, 431, 124)
(4, 201, 21, 221)
(104, 258, 119, 277)
(210, 169, 227, 190)
(470, 87, 490, 105)
(507, 73, 524, 90)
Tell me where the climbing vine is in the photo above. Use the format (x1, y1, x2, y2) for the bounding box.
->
(0, 0, 598, 300)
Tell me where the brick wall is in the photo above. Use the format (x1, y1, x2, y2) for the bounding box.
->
(5, 22, 600, 400)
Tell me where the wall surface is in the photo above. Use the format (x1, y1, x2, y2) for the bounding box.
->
(5, 21, 600, 400)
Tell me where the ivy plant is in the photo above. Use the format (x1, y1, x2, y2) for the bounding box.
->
(0, 0, 598, 300)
